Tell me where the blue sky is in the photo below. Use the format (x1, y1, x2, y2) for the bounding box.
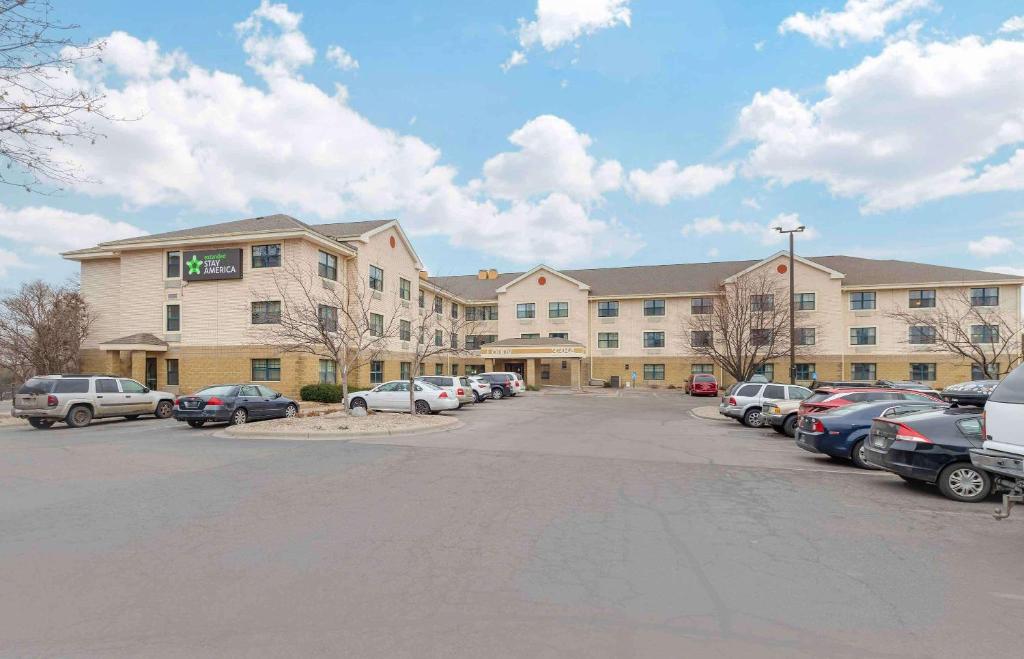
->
(3, 0, 1024, 284)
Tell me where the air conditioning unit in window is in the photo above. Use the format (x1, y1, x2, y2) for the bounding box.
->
(372, 291, 382, 300)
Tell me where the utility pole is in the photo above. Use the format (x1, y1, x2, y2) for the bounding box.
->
(776, 225, 805, 384)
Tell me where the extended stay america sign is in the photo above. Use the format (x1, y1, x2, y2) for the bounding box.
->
(183, 248, 243, 281)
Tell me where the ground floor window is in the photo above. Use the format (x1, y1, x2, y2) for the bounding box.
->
(252, 358, 281, 381)
(451, 364, 459, 376)
(910, 363, 936, 381)
(319, 359, 337, 384)
(166, 359, 179, 386)
(793, 363, 814, 380)
(643, 364, 665, 380)
(466, 364, 484, 375)
(370, 360, 384, 384)
(400, 362, 411, 380)
(972, 363, 999, 380)
(851, 362, 876, 381)
(691, 364, 714, 374)
(755, 363, 774, 381)
(434, 363, 443, 375)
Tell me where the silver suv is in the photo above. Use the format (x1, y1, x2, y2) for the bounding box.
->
(12, 374, 176, 429)
(719, 381, 813, 427)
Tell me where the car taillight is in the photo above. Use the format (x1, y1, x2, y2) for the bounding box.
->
(810, 418, 825, 433)
(46, 395, 58, 407)
(438, 391, 449, 398)
(457, 388, 465, 396)
(894, 423, 932, 443)
(728, 397, 737, 406)
(207, 396, 224, 406)
(174, 398, 180, 406)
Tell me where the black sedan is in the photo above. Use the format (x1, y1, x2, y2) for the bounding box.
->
(173, 384, 298, 428)
(863, 407, 991, 502)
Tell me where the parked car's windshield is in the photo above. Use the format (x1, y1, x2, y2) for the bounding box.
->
(18, 378, 57, 394)
(694, 375, 715, 382)
(195, 385, 238, 397)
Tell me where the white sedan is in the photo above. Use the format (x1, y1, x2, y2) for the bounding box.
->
(348, 380, 459, 415)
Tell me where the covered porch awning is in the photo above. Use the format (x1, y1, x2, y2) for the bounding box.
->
(479, 337, 586, 359)
(99, 333, 168, 352)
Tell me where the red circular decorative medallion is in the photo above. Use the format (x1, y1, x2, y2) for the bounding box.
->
(538, 276, 547, 285)
(777, 264, 788, 274)
(389, 236, 396, 248)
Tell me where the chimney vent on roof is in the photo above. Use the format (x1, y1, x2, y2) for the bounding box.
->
(419, 271, 428, 279)
(477, 269, 488, 280)
(488, 269, 498, 280)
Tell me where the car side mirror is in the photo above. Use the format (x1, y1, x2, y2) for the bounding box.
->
(274, 392, 282, 399)
(143, 387, 150, 393)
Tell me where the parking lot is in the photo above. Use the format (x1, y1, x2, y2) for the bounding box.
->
(2, 391, 1022, 657)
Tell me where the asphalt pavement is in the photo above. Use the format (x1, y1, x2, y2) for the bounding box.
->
(1, 391, 1022, 657)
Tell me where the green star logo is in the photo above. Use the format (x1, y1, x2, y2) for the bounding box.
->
(186, 255, 203, 276)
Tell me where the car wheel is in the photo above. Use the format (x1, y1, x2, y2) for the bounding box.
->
(187, 420, 206, 428)
(938, 463, 991, 503)
(155, 400, 174, 419)
(771, 424, 787, 435)
(124, 415, 140, 420)
(414, 400, 431, 415)
(28, 418, 55, 429)
(783, 415, 798, 438)
(230, 408, 248, 426)
(850, 439, 875, 470)
(350, 397, 367, 410)
(742, 408, 763, 427)
(65, 405, 93, 428)
(283, 403, 298, 418)
(473, 391, 481, 403)
(492, 387, 504, 400)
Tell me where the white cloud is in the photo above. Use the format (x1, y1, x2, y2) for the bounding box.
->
(504, 0, 631, 68)
(742, 197, 761, 210)
(0, 204, 146, 256)
(40, 7, 636, 267)
(680, 213, 815, 246)
(627, 161, 735, 206)
(325, 45, 358, 71)
(968, 235, 1015, 258)
(707, 247, 720, 258)
(480, 115, 622, 202)
(999, 16, 1024, 34)
(985, 265, 1024, 277)
(736, 36, 1024, 213)
(0, 248, 29, 279)
(754, 40, 766, 52)
(779, 0, 933, 47)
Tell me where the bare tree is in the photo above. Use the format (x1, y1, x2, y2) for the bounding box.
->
(0, 279, 92, 382)
(249, 264, 402, 409)
(1, 0, 110, 190)
(686, 274, 792, 383)
(885, 288, 1022, 378)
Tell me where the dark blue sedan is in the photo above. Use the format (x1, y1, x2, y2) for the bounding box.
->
(173, 384, 298, 428)
(795, 399, 947, 468)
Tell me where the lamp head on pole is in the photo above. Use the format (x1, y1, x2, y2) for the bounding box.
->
(775, 225, 806, 234)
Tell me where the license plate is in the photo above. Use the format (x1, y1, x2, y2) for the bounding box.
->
(185, 401, 199, 409)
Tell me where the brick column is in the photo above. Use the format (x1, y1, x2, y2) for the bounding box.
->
(525, 358, 537, 388)
(130, 351, 147, 383)
(570, 359, 582, 391)
(484, 358, 495, 372)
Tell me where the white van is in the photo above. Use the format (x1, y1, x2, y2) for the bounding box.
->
(970, 364, 1024, 518)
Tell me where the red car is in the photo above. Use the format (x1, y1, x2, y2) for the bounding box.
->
(685, 374, 719, 396)
(798, 387, 943, 416)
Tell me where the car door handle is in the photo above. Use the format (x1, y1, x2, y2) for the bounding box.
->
(96, 395, 103, 399)
(125, 395, 132, 398)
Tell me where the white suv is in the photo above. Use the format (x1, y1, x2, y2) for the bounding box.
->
(719, 382, 813, 427)
(970, 364, 1024, 517)
(12, 374, 176, 429)
(416, 376, 475, 407)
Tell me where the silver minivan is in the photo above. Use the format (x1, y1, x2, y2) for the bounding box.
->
(12, 374, 176, 429)
(719, 381, 813, 427)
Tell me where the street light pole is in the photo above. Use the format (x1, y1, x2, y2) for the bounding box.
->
(776, 225, 806, 384)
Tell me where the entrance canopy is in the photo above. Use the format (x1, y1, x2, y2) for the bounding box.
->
(480, 337, 586, 390)
(99, 333, 168, 352)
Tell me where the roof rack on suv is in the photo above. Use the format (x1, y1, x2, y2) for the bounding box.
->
(810, 380, 875, 389)
(56, 373, 120, 378)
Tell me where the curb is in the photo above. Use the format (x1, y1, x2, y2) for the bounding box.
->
(212, 415, 464, 441)
(690, 405, 730, 422)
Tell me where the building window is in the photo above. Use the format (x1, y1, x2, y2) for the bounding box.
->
(643, 299, 666, 316)
(909, 325, 936, 344)
(794, 293, 815, 311)
(451, 303, 459, 319)
(691, 330, 712, 347)
(319, 305, 338, 332)
(370, 360, 384, 384)
(850, 327, 876, 345)
(368, 265, 384, 292)
(644, 331, 665, 348)
(793, 363, 814, 380)
(251, 244, 281, 268)
(691, 298, 713, 315)
(166, 304, 180, 332)
(751, 294, 774, 311)
(465, 306, 476, 321)
(970, 287, 999, 306)
(434, 329, 443, 346)
(466, 334, 497, 350)
(399, 278, 411, 301)
(910, 363, 936, 381)
(598, 301, 619, 317)
(796, 327, 816, 346)
(419, 290, 425, 309)
(251, 301, 281, 324)
(520, 333, 540, 339)
(434, 363, 443, 376)
(755, 363, 774, 381)
(850, 291, 876, 310)
(400, 362, 411, 380)
(516, 303, 535, 319)
(251, 358, 281, 381)
(433, 296, 443, 314)
(370, 313, 384, 337)
(318, 251, 337, 280)
(549, 301, 569, 318)
(319, 359, 337, 384)
(851, 362, 876, 381)
(481, 305, 498, 320)
(971, 324, 999, 344)
(972, 363, 999, 380)
(751, 329, 772, 346)
(166, 359, 179, 386)
(451, 364, 459, 376)
(166, 251, 181, 279)
(692, 364, 714, 374)
(548, 332, 568, 340)
(909, 289, 935, 308)
(450, 331, 458, 348)
(400, 320, 411, 341)
(643, 364, 665, 381)
(598, 332, 619, 348)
